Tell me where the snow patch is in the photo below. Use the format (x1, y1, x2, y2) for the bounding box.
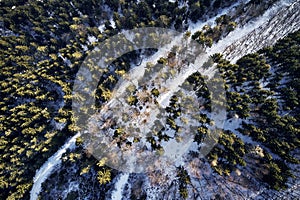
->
(111, 173, 129, 200)
(30, 132, 81, 200)
(88, 35, 98, 44)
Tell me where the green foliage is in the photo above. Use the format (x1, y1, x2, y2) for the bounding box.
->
(208, 130, 246, 175)
(177, 166, 191, 199)
(151, 88, 160, 97)
(210, 30, 300, 190)
(192, 15, 237, 46)
(97, 168, 111, 185)
(127, 95, 138, 106)
(0, 0, 297, 198)
(263, 160, 291, 190)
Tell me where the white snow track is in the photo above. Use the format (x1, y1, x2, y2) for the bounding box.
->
(30, 0, 300, 199)
(30, 132, 81, 200)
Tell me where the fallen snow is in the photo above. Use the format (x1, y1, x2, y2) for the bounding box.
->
(98, 24, 106, 32)
(30, 0, 300, 198)
(111, 173, 129, 200)
(30, 132, 81, 200)
(88, 35, 98, 44)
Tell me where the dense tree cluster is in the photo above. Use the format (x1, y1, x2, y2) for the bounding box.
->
(208, 130, 246, 176)
(208, 30, 300, 190)
(0, 0, 245, 198)
(0, 0, 297, 198)
(192, 14, 237, 47)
